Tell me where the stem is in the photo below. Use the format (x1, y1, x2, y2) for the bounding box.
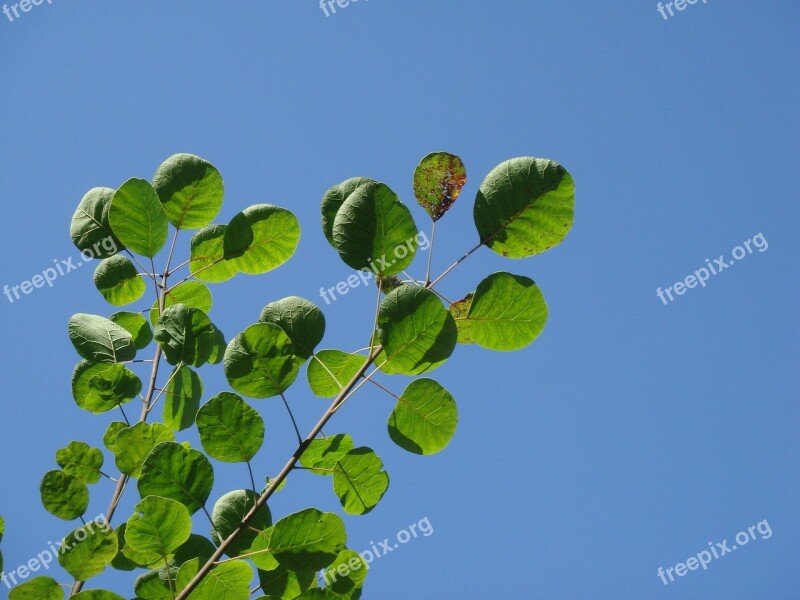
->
(174, 347, 383, 600)
(279, 393, 302, 444)
(427, 241, 483, 289)
(425, 220, 436, 285)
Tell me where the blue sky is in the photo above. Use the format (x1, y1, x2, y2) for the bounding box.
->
(1, 1, 798, 598)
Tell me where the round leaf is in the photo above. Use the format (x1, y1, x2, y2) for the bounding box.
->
(299, 434, 354, 475)
(377, 286, 457, 375)
(474, 157, 575, 258)
(125, 496, 193, 565)
(109, 312, 153, 350)
(111, 422, 175, 478)
(68, 314, 136, 363)
(388, 378, 458, 455)
(332, 181, 418, 275)
(223, 323, 301, 398)
(152, 153, 224, 229)
(259, 296, 325, 359)
(40, 470, 89, 520)
(182, 560, 253, 600)
(189, 225, 238, 283)
(211, 489, 272, 556)
(8, 576, 64, 600)
(139, 442, 214, 515)
(196, 392, 264, 463)
(72, 361, 142, 414)
(109, 178, 169, 258)
(268, 508, 346, 572)
(223, 204, 300, 275)
(307, 351, 367, 398)
(93, 255, 146, 306)
(413, 152, 467, 221)
(56, 441, 105, 484)
(70, 187, 124, 259)
(58, 522, 118, 580)
(332, 448, 390, 515)
(163, 366, 203, 432)
(154, 304, 221, 367)
(320, 177, 375, 247)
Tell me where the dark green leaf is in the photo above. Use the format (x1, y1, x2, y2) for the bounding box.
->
(68, 314, 136, 363)
(70, 187, 124, 259)
(163, 366, 203, 431)
(154, 304, 221, 367)
(223, 323, 301, 398)
(320, 177, 375, 247)
(259, 296, 325, 359)
(211, 490, 272, 556)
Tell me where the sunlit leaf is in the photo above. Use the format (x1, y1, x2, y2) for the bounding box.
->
(332, 448, 389, 515)
(111, 422, 175, 478)
(125, 496, 192, 566)
(413, 152, 467, 221)
(139, 442, 214, 515)
(258, 564, 318, 600)
(8, 576, 63, 600)
(163, 366, 203, 432)
(56, 441, 104, 484)
(72, 361, 141, 414)
(267, 508, 346, 572)
(153, 154, 224, 230)
(58, 522, 117, 580)
(183, 560, 252, 600)
(109, 312, 153, 350)
(40, 470, 89, 520)
(224, 205, 300, 275)
(109, 178, 169, 258)
(150, 282, 213, 326)
(223, 323, 301, 398)
(323, 549, 368, 598)
(300, 435, 354, 475)
(259, 296, 325, 359)
(307, 351, 367, 398)
(93, 255, 146, 306)
(72, 590, 125, 600)
(196, 392, 264, 463)
(189, 225, 238, 283)
(388, 378, 457, 455)
(447, 293, 475, 345)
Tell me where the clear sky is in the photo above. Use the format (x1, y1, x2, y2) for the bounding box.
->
(0, 1, 798, 598)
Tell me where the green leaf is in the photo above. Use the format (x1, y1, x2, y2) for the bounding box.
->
(152, 153, 224, 229)
(376, 286, 457, 375)
(40, 470, 89, 520)
(163, 366, 203, 431)
(457, 272, 548, 351)
(388, 378, 458, 455)
(307, 351, 368, 398)
(72, 361, 142, 414)
(109, 312, 153, 350)
(223, 204, 300, 275)
(294, 591, 343, 600)
(8, 576, 64, 600)
(474, 157, 575, 258)
(72, 591, 125, 600)
(125, 496, 193, 565)
(300, 434, 354, 475)
(183, 560, 252, 600)
(189, 225, 238, 283)
(267, 508, 346, 573)
(68, 314, 136, 363)
(223, 323, 301, 398)
(154, 304, 221, 367)
(196, 392, 264, 463)
(447, 293, 475, 345)
(109, 178, 169, 258)
(332, 448, 390, 515)
(323, 549, 368, 597)
(139, 442, 214, 515)
(102, 422, 127, 451)
(110, 524, 138, 571)
(332, 181, 418, 275)
(70, 187, 124, 259)
(259, 296, 325, 359)
(258, 565, 318, 600)
(93, 255, 146, 306)
(413, 152, 467, 221)
(211, 489, 272, 556)
(320, 177, 375, 247)
(134, 569, 173, 598)
(56, 441, 105, 484)
(111, 422, 175, 478)
(150, 281, 213, 326)
(173, 534, 217, 567)
(58, 522, 118, 580)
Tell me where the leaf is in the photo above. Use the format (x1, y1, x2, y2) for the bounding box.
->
(196, 392, 264, 463)
(307, 351, 367, 398)
(323, 549, 368, 597)
(56, 441, 105, 484)
(103, 422, 127, 451)
(320, 177, 375, 247)
(300, 434, 354, 475)
(457, 272, 548, 351)
(173, 534, 217, 567)
(68, 314, 136, 363)
(109, 312, 153, 350)
(58, 522, 117, 580)
(163, 366, 203, 431)
(259, 296, 325, 359)
(258, 564, 317, 600)
(331, 181, 418, 275)
(134, 569, 173, 598)
(152, 154, 224, 229)
(267, 508, 346, 573)
(388, 378, 458, 455)
(211, 489, 272, 556)
(150, 281, 213, 326)
(223, 204, 300, 275)
(183, 560, 252, 600)
(70, 187, 124, 259)
(72, 361, 142, 414)
(223, 323, 302, 398)
(332, 448, 390, 515)
(110, 524, 138, 571)
(111, 422, 175, 478)
(125, 496, 193, 566)
(139, 442, 214, 515)
(154, 304, 221, 367)
(189, 225, 238, 283)
(93, 255, 146, 306)
(413, 152, 467, 221)
(447, 293, 475, 345)
(474, 157, 575, 258)
(7, 576, 63, 600)
(294, 591, 343, 600)
(109, 178, 169, 258)
(376, 286, 457, 375)
(72, 591, 126, 600)
(40, 470, 89, 520)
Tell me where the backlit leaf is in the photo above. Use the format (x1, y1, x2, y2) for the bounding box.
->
(152, 154, 224, 230)
(72, 361, 141, 414)
(56, 441, 104, 484)
(413, 152, 467, 221)
(307, 351, 367, 398)
(223, 323, 301, 398)
(40, 470, 89, 520)
(139, 442, 214, 515)
(109, 178, 169, 258)
(224, 205, 300, 275)
(332, 448, 389, 515)
(125, 496, 192, 565)
(93, 255, 146, 306)
(388, 378, 458, 455)
(189, 225, 238, 283)
(196, 392, 264, 463)
(58, 522, 117, 580)
(163, 366, 203, 431)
